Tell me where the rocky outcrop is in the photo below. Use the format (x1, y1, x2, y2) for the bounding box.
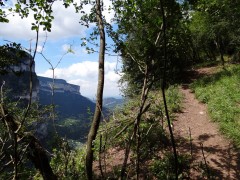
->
(38, 76, 80, 95)
(0, 49, 39, 102)
(10, 52, 35, 72)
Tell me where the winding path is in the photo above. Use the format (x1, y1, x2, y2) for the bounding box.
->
(173, 67, 240, 179)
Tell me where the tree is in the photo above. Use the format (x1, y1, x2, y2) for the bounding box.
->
(85, 0, 105, 179)
(110, 0, 187, 178)
(0, 0, 9, 23)
(113, 0, 193, 96)
(0, 1, 57, 179)
(186, 0, 240, 65)
(1, 0, 108, 178)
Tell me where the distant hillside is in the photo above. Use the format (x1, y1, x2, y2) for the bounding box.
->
(103, 97, 125, 109)
(0, 47, 39, 102)
(38, 76, 108, 142)
(38, 76, 80, 94)
(0, 48, 107, 144)
(39, 90, 95, 141)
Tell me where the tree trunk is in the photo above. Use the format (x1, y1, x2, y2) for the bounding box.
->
(215, 38, 225, 66)
(160, 0, 178, 179)
(85, 0, 105, 179)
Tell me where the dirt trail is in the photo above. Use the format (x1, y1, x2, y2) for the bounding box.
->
(173, 67, 240, 179)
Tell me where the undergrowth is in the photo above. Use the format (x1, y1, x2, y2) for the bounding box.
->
(191, 64, 240, 147)
(47, 85, 184, 179)
(93, 85, 185, 178)
(151, 153, 191, 180)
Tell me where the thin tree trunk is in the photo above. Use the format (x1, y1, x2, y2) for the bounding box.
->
(160, 0, 178, 179)
(13, 134, 18, 180)
(98, 134, 104, 178)
(120, 66, 153, 179)
(120, 23, 161, 180)
(215, 38, 225, 66)
(220, 49, 225, 66)
(85, 0, 105, 179)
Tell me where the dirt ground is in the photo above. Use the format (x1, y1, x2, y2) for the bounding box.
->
(94, 66, 240, 179)
(173, 67, 240, 179)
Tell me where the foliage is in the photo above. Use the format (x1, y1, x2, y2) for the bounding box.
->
(0, 0, 9, 23)
(191, 65, 240, 146)
(50, 142, 87, 180)
(165, 85, 183, 114)
(112, 0, 193, 96)
(94, 85, 183, 178)
(0, 39, 56, 179)
(2, 0, 240, 178)
(0, 99, 53, 179)
(11, 0, 55, 32)
(186, 0, 240, 63)
(151, 153, 191, 179)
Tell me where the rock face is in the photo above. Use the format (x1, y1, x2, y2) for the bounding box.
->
(10, 52, 35, 73)
(0, 50, 39, 102)
(38, 76, 80, 95)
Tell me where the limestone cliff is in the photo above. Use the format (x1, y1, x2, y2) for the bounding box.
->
(0, 49, 39, 101)
(38, 76, 80, 95)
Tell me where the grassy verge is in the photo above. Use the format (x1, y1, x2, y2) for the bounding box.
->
(191, 64, 240, 147)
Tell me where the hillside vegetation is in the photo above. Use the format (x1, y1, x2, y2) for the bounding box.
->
(1, 0, 240, 179)
(191, 65, 240, 146)
(50, 85, 186, 179)
(39, 90, 96, 141)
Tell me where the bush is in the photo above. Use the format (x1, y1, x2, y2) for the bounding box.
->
(151, 153, 191, 180)
(50, 141, 87, 180)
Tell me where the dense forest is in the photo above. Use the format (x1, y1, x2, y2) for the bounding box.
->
(0, 0, 240, 179)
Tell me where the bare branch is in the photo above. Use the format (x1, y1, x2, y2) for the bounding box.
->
(127, 52, 145, 74)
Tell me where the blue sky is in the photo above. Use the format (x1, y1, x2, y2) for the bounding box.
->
(0, 0, 122, 98)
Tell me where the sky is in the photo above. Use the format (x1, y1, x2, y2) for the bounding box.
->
(0, 0, 122, 98)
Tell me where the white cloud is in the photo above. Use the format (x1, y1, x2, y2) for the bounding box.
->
(36, 45, 43, 52)
(102, 0, 115, 23)
(0, 1, 86, 40)
(38, 61, 122, 98)
(62, 44, 71, 52)
(0, 0, 115, 41)
(106, 71, 120, 82)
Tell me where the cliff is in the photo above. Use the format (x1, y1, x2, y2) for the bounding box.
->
(38, 76, 80, 95)
(0, 46, 35, 74)
(0, 72, 39, 101)
(0, 48, 39, 102)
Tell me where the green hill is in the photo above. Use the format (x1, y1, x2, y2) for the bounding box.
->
(39, 90, 96, 141)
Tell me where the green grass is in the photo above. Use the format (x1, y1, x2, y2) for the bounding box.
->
(165, 85, 183, 114)
(58, 118, 80, 127)
(191, 65, 240, 147)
